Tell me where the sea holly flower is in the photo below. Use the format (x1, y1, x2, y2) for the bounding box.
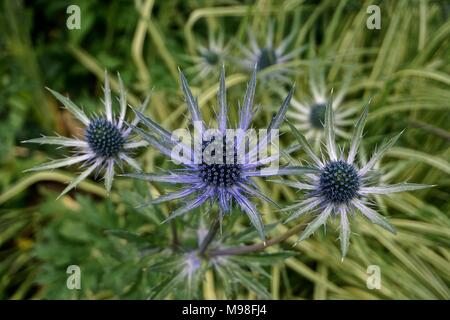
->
(236, 23, 305, 84)
(24, 72, 148, 198)
(125, 66, 314, 240)
(186, 32, 230, 83)
(154, 251, 204, 299)
(148, 225, 286, 299)
(288, 63, 357, 147)
(282, 101, 430, 257)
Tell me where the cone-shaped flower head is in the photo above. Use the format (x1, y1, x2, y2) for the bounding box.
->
(237, 23, 305, 84)
(126, 65, 314, 240)
(282, 100, 430, 257)
(187, 32, 230, 83)
(288, 63, 357, 147)
(24, 72, 148, 197)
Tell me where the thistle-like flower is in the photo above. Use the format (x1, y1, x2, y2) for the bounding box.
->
(237, 24, 304, 84)
(288, 64, 356, 147)
(282, 100, 430, 257)
(126, 66, 313, 240)
(147, 250, 204, 299)
(24, 72, 148, 197)
(186, 32, 229, 83)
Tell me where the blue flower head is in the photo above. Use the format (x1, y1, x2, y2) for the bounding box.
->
(282, 100, 430, 257)
(24, 72, 148, 197)
(237, 22, 305, 84)
(126, 65, 314, 240)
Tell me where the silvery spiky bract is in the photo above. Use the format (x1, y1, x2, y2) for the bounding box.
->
(24, 72, 148, 198)
(126, 66, 314, 240)
(288, 63, 357, 147)
(282, 100, 430, 257)
(237, 23, 305, 84)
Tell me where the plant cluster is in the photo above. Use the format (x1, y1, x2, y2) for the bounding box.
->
(1, 0, 449, 300)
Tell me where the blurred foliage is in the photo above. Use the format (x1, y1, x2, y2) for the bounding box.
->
(0, 0, 449, 300)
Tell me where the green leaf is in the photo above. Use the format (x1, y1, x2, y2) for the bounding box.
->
(387, 147, 450, 175)
(226, 267, 271, 300)
(104, 229, 148, 245)
(148, 273, 185, 299)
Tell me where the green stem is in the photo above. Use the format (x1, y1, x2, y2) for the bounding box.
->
(151, 183, 180, 251)
(170, 220, 180, 250)
(208, 220, 309, 257)
(199, 215, 221, 256)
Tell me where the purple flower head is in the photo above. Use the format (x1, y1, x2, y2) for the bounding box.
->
(126, 65, 315, 240)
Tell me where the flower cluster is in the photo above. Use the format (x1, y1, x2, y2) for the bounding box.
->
(189, 23, 304, 86)
(25, 66, 429, 257)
